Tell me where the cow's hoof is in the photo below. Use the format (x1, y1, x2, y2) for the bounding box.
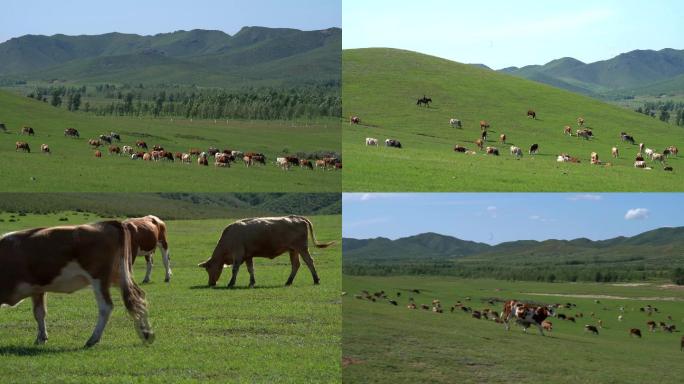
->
(314, 280, 320, 285)
(164, 277, 170, 283)
(142, 279, 150, 284)
(84, 339, 99, 348)
(34, 337, 48, 345)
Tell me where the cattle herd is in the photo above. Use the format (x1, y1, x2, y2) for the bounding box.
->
(0, 215, 333, 347)
(352, 288, 684, 351)
(352, 100, 679, 172)
(5, 123, 341, 171)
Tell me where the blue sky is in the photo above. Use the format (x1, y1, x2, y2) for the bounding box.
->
(0, 0, 340, 43)
(343, 193, 684, 244)
(343, 0, 684, 69)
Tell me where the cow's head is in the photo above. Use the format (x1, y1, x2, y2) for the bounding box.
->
(198, 258, 223, 287)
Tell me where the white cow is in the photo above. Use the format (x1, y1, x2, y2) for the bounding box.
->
(644, 148, 655, 158)
(449, 118, 462, 128)
(510, 146, 522, 158)
(365, 137, 378, 146)
(122, 145, 134, 155)
(276, 157, 290, 170)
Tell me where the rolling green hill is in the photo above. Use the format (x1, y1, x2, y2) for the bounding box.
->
(502, 48, 684, 96)
(0, 27, 341, 87)
(342, 48, 683, 191)
(0, 90, 341, 192)
(342, 227, 684, 282)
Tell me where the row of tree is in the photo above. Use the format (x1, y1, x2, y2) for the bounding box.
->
(634, 100, 684, 126)
(27, 83, 340, 120)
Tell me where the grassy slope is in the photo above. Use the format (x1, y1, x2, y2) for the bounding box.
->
(0, 91, 341, 192)
(342, 49, 683, 191)
(343, 275, 684, 384)
(0, 212, 341, 383)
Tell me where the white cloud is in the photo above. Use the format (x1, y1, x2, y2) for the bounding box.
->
(568, 194, 603, 201)
(529, 215, 541, 220)
(625, 208, 650, 220)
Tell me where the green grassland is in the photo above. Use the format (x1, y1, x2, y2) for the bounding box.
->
(342, 49, 683, 191)
(0, 212, 341, 383)
(343, 275, 684, 384)
(0, 91, 341, 192)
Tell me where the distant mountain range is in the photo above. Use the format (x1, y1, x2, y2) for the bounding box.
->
(343, 227, 684, 277)
(494, 48, 684, 97)
(0, 27, 341, 88)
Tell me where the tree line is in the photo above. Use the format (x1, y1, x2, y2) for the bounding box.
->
(634, 100, 684, 126)
(26, 83, 341, 120)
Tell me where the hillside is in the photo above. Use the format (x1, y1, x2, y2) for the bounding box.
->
(342, 227, 684, 282)
(0, 27, 341, 87)
(501, 48, 684, 96)
(0, 193, 341, 220)
(342, 48, 683, 192)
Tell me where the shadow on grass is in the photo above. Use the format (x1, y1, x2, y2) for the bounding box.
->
(188, 283, 288, 290)
(0, 345, 82, 356)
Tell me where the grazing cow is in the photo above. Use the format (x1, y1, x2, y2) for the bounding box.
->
(123, 216, 172, 283)
(529, 143, 539, 155)
(453, 145, 467, 153)
(0, 221, 153, 347)
(416, 96, 432, 107)
(15, 141, 31, 153)
(198, 216, 333, 287)
(510, 146, 522, 158)
(21, 126, 35, 136)
(350, 116, 360, 125)
(122, 145, 134, 155)
(142, 153, 151, 161)
(108, 145, 121, 155)
(276, 157, 290, 170)
(590, 152, 600, 165)
(472, 311, 482, 319)
(214, 153, 230, 167)
(181, 153, 191, 163)
(475, 139, 484, 150)
(136, 141, 148, 150)
(557, 153, 580, 163)
(421, 304, 430, 310)
(242, 156, 253, 167)
(542, 320, 553, 332)
(567, 316, 576, 323)
(629, 328, 642, 338)
(639, 143, 645, 152)
(501, 300, 554, 336)
(644, 148, 655, 158)
(365, 138, 378, 146)
(481, 130, 488, 141)
(577, 129, 591, 140)
(618, 315, 624, 321)
(110, 132, 121, 142)
(563, 126, 572, 135)
(252, 155, 266, 165)
(486, 146, 499, 156)
(94, 150, 102, 158)
(389, 300, 398, 306)
(40, 144, 50, 154)
(385, 139, 402, 148)
(664, 166, 673, 171)
(174, 152, 183, 161)
(299, 159, 314, 170)
(407, 303, 417, 309)
(666, 145, 678, 157)
(620, 133, 635, 144)
(611, 147, 619, 158)
(479, 120, 490, 130)
(88, 139, 102, 148)
(557, 314, 567, 320)
(99, 135, 112, 144)
(152, 145, 164, 152)
(527, 110, 536, 119)
(652, 153, 665, 163)
(449, 118, 462, 128)
(585, 325, 599, 335)
(198, 154, 208, 166)
(64, 128, 80, 138)
(499, 133, 506, 144)
(577, 117, 585, 126)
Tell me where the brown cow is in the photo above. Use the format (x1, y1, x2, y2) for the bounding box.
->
(350, 116, 360, 125)
(198, 155, 208, 166)
(527, 110, 536, 119)
(499, 134, 506, 144)
(577, 117, 585, 126)
(94, 150, 102, 158)
(486, 146, 499, 156)
(88, 139, 103, 148)
(475, 139, 484, 150)
(542, 320, 553, 332)
(198, 216, 334, 288)
(563, 126, 572, 135)
(136, 141, 148, 150)
(0, 221, 153, 347)
(480, 120, 490, 130)
(585, 325, 599, 335)
(630, 328, 642, 338)
(109, 145, 121, 155)
(15, 141, 30, 153)
(123, 216, 172, 283)
(300, 159, 314, 169)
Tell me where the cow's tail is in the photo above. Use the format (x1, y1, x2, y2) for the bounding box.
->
(118, 222, 154, 344)
(301, 216, 335, 249)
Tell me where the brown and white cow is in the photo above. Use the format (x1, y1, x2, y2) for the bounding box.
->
(611, 147, 619, 158)
(21, 126, 35, 136)
(15, 141, 30, 153)
(123, 215, 172, 283)
(198, 216, 334, 288)
(501, 300, 554, 336)
(480, 120, 490, 130)
(40, 144, 50, 154)
(563, 126, 572, 135)
(350, 116, 360, 125)
(0, 221, 153, 347)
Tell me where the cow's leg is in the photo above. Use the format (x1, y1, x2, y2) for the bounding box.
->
(299, 248, 320, 285)
(159, 243, 172, 283)
(85, 279, 113, 347)
(246, 258, 256, 288)
(537, 323, 545, 336)
(142, 253, 153, 283)
(285, 250, 301, 286)
(227, 252, 244, 288)
(32, 293, 48, 345)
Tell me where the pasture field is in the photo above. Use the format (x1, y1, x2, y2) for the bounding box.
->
(343, 275, 684, 384)
(0, 91, 341, 192)
(0, 212, 341, 383)
(342, 49, 683, 191)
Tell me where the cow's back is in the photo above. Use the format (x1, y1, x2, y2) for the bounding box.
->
(221, 216, 308, 258)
